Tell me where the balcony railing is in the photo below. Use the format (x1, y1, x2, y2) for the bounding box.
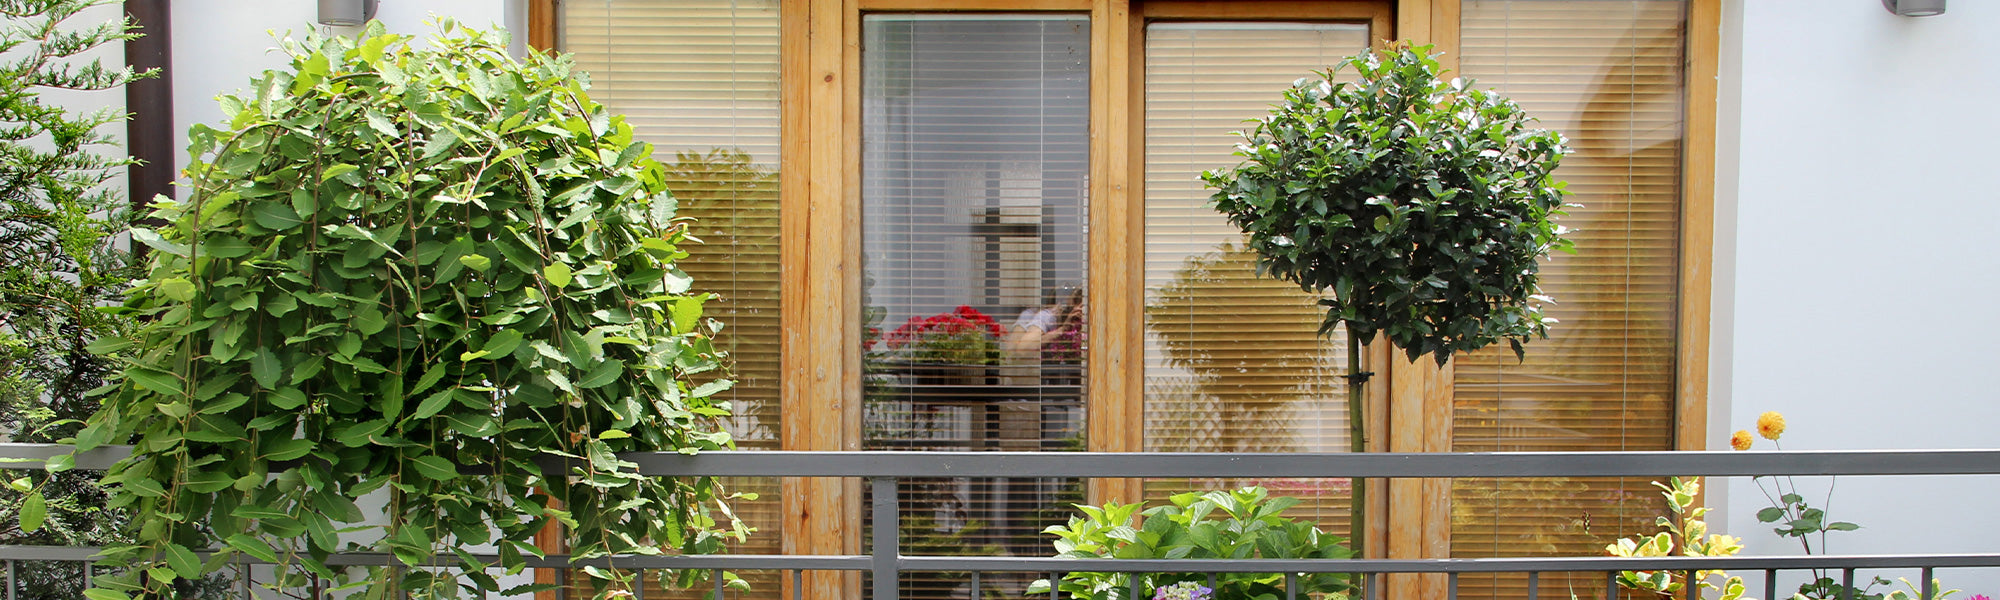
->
(1, 443, 1997, 599)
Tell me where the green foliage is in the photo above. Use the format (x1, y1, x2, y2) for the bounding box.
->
(1202, 45, 1572, 365)
(76, 21, 740, 599)
(1605, 478, 1747, 600)
(0, 1, 221, 597)
(1029, 487, 1353, 600)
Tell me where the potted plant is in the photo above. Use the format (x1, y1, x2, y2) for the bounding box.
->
(881, 305, 1005, 385)
(1202, 44, 1573, 556)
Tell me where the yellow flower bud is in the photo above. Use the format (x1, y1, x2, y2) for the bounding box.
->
(1730, 430, 1753, 451)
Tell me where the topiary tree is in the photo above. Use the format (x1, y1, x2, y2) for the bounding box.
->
(77, 21, 742, 599)
(1202, 44, 1572, 556)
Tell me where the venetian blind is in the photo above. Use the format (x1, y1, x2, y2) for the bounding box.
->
(562, 2, 783, 598)
(1141, 22, 1371, 528)
(1448, 2, 1688, 599)
(859, 15, 1091, 600)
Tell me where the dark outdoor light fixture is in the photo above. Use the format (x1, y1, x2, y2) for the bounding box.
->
(1882, 0, 1946, 17)
(318, 0, 380, 26)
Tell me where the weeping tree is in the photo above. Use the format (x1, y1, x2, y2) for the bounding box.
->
(77, 22, 743, 599)
(1202, 45, 1572, 556)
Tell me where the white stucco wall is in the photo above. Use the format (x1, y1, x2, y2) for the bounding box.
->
(1716, 0, 2000, 596)
(170, 1, 525, 177)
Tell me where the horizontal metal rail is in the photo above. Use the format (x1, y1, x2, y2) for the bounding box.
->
(6, 444, 2000, 477)
(0, 545, 1997, 573)
(2, 443, 1996, 599)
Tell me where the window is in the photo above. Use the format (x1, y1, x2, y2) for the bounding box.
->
(540, 1, 1718, 598)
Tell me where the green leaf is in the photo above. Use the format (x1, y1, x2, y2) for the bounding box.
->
(82, 590, 131, 600)
(249, 201, 305, 231)
(576, 359, 624, 389)
(458, 253, 492, 272)
(544, 263, 573, 289)
(157, 278, 196, 302)
(411, 455, 459, 481)
(43, 452, 74, 473)
(130, 228, 189, 256)
(483, 329, 524, 358)
(19, 490, 45, 533)
(250, 348, 283, 389)
(126, 368, 186, 397)
(165, 543, 199, 580)
(84, 335, 134, 355)
(265, 438, 315, 461)
(597, 429, 631, 440)
(412, 388, 456, 420)
(225, 534, 282, 564)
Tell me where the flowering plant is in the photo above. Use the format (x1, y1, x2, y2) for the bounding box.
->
(1154, 582, 1214, 600)
(884, 305, 1004, 364)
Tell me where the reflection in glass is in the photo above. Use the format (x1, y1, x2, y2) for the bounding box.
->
(861, 15, 1089, 600)
(1450, 2, 1688, 600)
(564, 1, 782, 598)
(1141, 21, 1371, 533)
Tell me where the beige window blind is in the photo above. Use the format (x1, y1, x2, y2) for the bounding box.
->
(859, 15, 1091, 600)
(1449, 2, 1688, 599)
(1141, 22, 1372, 528)
(562, 1, 784, 597)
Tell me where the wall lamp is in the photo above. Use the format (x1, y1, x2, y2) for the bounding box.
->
(318, 0, 380, 27)
(1883, 0, 1946, 17)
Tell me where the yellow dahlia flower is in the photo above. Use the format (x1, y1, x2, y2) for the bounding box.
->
(1730, 430, 1753, 451)
(1756, 411, 1786, 440)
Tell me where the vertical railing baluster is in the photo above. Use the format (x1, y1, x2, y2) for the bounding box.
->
(1604, 571, 1617, 600)
(1366, 572, 1378, 600)
(1527, 571, 1539, 600)
(1922, 567, 1936, 600)
(1448, 572, 1459, 600)
(1050, 572, 1060, 600)
(970, 570, 980, 598)
(1686, 571, 1698, 600)
(634, 569, 646, 600)
(871, 477, 899, 600)
(1131, 573, 1144, 600)
(1286, 572, 1298, 600)
(1843, 568, 1855, 600)
(793, 570, 803, 600)
(5, 559, 13, 600)
(713, 568, 724, 600)
(1766, 568, 1777, 600)
(1207, 572, 1216, 591)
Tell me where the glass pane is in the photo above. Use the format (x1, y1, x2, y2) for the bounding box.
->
(564, 1, 783, 597)
(861, 15, 1089, 600)
(1450, 1, 1688, 599)
(1141, 21, 1371, 530)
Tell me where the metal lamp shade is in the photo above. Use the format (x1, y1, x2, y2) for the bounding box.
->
(318, 0, 378, 26)
(1883, 0, 1947, 17)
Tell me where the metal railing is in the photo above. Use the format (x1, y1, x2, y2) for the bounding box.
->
(1, 444, 1997, 599)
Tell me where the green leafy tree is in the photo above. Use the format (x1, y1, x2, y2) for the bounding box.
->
(0, 1, 180, 597)
(1202, 44, 1573, 555)
(77, 21, 742, 599)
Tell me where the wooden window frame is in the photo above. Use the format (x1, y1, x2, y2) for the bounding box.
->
(527, 1, 1720, 597)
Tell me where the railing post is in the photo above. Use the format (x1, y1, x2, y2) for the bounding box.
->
(871, 477, 899, 600)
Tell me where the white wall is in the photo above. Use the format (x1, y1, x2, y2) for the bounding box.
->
(170, 1, 525, 177)
(1717, 0, 2000, 595)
